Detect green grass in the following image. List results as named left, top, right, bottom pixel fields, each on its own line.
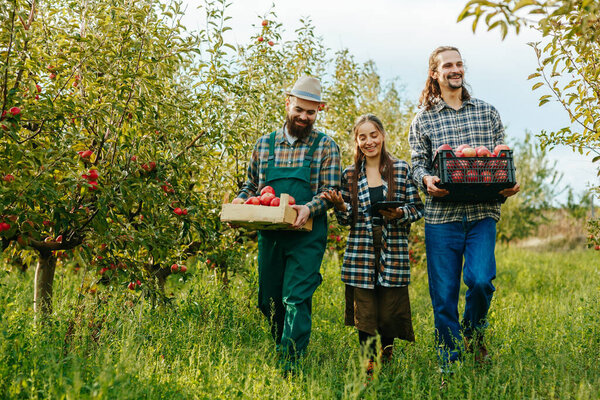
left=0, top=246, right=599, bottom=399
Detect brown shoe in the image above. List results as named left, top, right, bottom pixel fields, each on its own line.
left=464, top=336, right=490, bottom=363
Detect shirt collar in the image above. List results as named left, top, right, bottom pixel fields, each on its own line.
left=432, top=97, right=475, bottom=113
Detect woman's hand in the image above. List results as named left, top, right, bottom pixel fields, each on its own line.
left=320, top=189, right=346, bottom=212
left=379, top=207, right=404, bottom=220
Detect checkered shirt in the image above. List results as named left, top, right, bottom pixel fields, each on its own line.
left=334, top=159, right=424, bottom=289
left=238, top=127, right=341, bottom=217
left=409, top=98, right=505, bottom=224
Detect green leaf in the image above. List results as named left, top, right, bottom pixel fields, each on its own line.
left=532, top=82, right=544, bottom=90
left=513, top=0, right=536, bottom=11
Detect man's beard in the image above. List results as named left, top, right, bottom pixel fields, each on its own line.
left=447, top=73, right=463, bottom=89
left=286, top=114, right=313, bottom=140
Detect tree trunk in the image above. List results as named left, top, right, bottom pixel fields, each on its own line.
left=34, top=251, right=57, bottom=317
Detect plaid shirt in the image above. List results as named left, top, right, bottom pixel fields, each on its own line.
left=238, top=127, right=341, bottom=217
left=334, top=159, right=424, bottom=289
left=409, top=98, right=505, bottom=224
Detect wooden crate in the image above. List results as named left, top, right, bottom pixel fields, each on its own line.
left=220, top=193, right=313, bottom=231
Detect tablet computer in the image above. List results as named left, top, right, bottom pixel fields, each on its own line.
left=372, top=201, right=404, bottom=213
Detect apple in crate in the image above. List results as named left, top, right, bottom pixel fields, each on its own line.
left=494, top=169, right=508, bottom=182
left=451, top=169, right=464, bottom=182
left=462, top=147, right=477, bottom=157
left=493, top=144, right=510, bottom=157
left=260, top=192, right=276, bottom=205
left=436, top=144, right=452, bottom=154
left=466, top=169, right=478, bottom=182
left=270, top=197, right=280, bottom=207
left=260, top=186, right=276, bottom=196
left=244, top=196, right=261, bottom=205
left=475, top=146, right=492, bottom=157
left=456, top=144, right=471, bottom=152
left=481, top=170, right=492, bottom=183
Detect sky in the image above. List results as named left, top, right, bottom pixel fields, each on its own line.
left=183, top=0, right=599, bottom=204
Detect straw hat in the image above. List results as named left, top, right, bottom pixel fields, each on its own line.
left=286, top=76, right=324, bottom=103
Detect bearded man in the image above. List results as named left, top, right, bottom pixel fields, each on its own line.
left=232, top=76, right=341, bottom=373
left=408, top=46, right=520, bottom=377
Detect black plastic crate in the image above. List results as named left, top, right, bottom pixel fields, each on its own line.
left=431, top=149, right=516, bottom=203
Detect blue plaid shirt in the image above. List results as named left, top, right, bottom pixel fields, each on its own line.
left=409, top=98, right=505, bottom=224
left=238, top=127, right=341, bottom=217
left=334, top=159, right=424, bottom=289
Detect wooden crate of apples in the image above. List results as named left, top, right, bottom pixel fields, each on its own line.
left=432, top=144, right=516, bottom=203
left=220, top=186, right=313, bottom=231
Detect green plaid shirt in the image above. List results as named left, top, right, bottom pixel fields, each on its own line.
left=409, top=98, right=505, bottom=224
left=238, top=127, right=341, bottom=217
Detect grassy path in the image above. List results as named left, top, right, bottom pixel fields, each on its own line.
left=0, top=247, right=598, bottom=399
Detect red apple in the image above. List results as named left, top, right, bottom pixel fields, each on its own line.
left=87, top=169, right=99, bottom=180
left=148, top=161, right=156, bottom=170
left=462, top=147, right=477, bottom=157
left=136, top=280, right=141, bottom=286
left=261, top=19, right=268, bottom=26
left=456, top=144, right=471, bottom=152
left=475, top=146, right=492, bottom=157
left=36, top=84, right=42, bottom=93
left=180, top=265, right=187, bottom=273
left=472, top=160, right=486, bottom=170
left=173, top=207, right=183, bottom=215
left=287, top=195, right=296, bottom=205
left=466, top=169, right=478, bottom=182
left=494, top=169, right=508, bottom=182
left=88, top=181, right=98, bottom=190
left=436, top=144, right=453, bottom=154
left=9, top=107, right=21, bottom=116
left=270, top=197, right=281, bottom=207
left=182, top=209, right=188, bottom=215
left=456, top=159, right=470, bottom=169
left=49, top=73, right=56, bottom=80
left=493, top=144, right=510, bottom=157
left=79, top=150, right=93, bottom=159
left=56, top=235, right=63, bottom=243
left=171, top=264, right=179, bottom=273
left=455, top=150, right=464, bottom=158
left=3, top=174, right=15, bottom=182
left=260, top=192, right=275, bottom=206
left=260, top=186, right=275, bottom=196
left=258, top=36, right=264, bottom=42
left=231, top=198, right=244, bottom=204
left=481, top=170, right=492, bottom=183
left=244, top=196, right=260, bottom=205
left=268, top=40, right=274, bottom=46
left=131, top=155, right=137, bottom=161
left=128, top=282, right=136, bottom=290
left=451, top=170, right=464, bottom=183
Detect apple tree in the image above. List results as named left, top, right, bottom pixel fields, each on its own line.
left=458, top=0, right=600, bottom=239
left=0, top=0, right=242, bottom=317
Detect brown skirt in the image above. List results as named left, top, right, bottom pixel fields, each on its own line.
left=344, top=226, right=415, bottom=341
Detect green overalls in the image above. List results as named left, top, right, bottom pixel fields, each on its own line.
left=257, top=131, right=328, bottom=364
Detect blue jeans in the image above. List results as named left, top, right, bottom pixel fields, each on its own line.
left=425, top=217, right=497, bottom=368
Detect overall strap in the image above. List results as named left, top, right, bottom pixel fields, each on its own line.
left=303, top=132, right=325, bottom=167
left=267, top=131, right=277, bottom=168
